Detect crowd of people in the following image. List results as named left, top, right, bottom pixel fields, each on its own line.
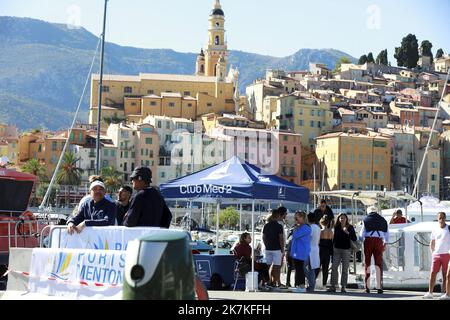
left=233, top=200, right=450, bottom=298
left=66, top=166, right=172, bottom=234
left=63, top=170, right=450, bottom=298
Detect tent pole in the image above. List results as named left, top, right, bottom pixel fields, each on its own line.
left=251, top=199, right=255, bottom=292
left=189, top=200, right=192, bottom=232
left=404, top=200, right=408, bottom=222
left=239, top=203, right=242, bottom=231
left=201, top=202, right=204, bottom=228
left=216, top=201, right=220, bottom=254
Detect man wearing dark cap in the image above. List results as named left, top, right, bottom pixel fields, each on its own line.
left=123, top=167, right=172, bottom=228
left=360, top=206, right=389, bottom=294
left=313, top=199, right=334, bottom=228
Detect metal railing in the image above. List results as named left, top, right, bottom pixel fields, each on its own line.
left=40, top=226, right=67, bottom=249
left=0, top=211, right=60, bottom=262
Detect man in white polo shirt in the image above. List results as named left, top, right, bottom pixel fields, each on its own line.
left=423, top=212, right=450, bottom=299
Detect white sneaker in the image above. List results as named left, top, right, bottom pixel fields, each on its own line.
left=422, top=292, right=434, bottom=299
left=439, top=294, right=450, bottom=300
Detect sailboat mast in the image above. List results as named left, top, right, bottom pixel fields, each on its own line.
left=96, top=0, right=109, bottom=175
left=411, top=68, right=450, bottom=198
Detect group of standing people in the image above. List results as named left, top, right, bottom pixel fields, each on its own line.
left=257, top=199, right=392, bottom=294
left=66, top=166, right=172, bottom=235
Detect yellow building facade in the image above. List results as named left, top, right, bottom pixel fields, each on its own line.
left=315, top=132, right=391, bottom=191
left=0, top=123, right=19, bottom=165
left=89, top=0, right=237, bottom=129
left=18, top=131, right=66, bottom=177
left=276, top=95, right=333, bottom=150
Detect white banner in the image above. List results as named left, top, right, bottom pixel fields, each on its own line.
left=50, top=226, right=167, bottom=250
left=28, top=248, right=126, bottom=299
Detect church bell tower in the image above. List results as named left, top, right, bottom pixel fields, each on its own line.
left=205, top=0, right=227, bottom=77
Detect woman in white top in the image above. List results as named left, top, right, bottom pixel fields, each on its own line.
left=308, top=213, right=321, bottom=290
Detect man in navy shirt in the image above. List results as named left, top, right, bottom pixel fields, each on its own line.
left=123, top=167, right=172, bottom=228
left=67, top=180, right=116, bottom=234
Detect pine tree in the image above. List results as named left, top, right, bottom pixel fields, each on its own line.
left=420, top=40, right=433, bottom=64
left=376, top=49, right=388, bottom=65
left=358, top=55, right=368, bottom=65
left=394, top=34, right=419, bottom=68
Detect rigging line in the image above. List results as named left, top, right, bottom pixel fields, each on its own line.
left=39, top=36, right=102, bottom=211
left=412, top=67, right=450, bottom=198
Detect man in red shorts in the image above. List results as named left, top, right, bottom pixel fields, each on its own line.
left=423, top=212, right=450, bottom=299
left=360, top=206, right=389, bottom=294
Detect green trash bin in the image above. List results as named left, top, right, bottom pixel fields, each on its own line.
left=123, top=229, right=195, bottom=300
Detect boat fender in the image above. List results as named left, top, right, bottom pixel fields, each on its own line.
left=195, top=275, right=209, bottom=300
left=17, top=211, right=37, bottom=235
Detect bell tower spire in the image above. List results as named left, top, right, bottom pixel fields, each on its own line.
left=205, top=0, right=227, bottom=77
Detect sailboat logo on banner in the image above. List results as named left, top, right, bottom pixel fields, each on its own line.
left=278, top=187, right=286, bottom=199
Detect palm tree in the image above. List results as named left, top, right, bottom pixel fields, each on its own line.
left=21, top=158, right=49, bottom=206
left=101, top=166, right=123, bottom=194
left=21, top=158, right=48, bottom=182
left=56, top=152, right=83, bottom=186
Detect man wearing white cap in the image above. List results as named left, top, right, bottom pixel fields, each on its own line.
left=359, top=205, right=389, bottom=294
left=67, top=180, right=117, bottom=234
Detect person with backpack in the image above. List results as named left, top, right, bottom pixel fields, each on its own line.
left=360, top=206, right=389, bottom=294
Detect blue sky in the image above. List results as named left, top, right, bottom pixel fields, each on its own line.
left=1, top=0, right=449, bottom=62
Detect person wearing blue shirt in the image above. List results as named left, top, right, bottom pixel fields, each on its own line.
left=290, top=211, right=312, bottom=292
left=67, top=181, right=116, bottom=234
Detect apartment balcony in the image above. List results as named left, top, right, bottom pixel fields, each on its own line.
left=119, top=146, right=134, bottom=151
left=281, top=172, right=297, bottom=177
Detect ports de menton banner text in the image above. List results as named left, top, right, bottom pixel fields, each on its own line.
left=28, top=248, right=125, bottom=299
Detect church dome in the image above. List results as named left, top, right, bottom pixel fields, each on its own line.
left=211, top=8, right=224, bottom=16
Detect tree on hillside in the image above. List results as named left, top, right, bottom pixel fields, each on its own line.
left=367, top=52, right=375, bottom=63
left=376, top=49, right=389, bottom=65
left=56, top=152, right=83, bottom=186
left=436, top=48, right=444, bottom=59
left=21, top=158, right=48, bottom=206
left=358, top=55, right=368, bottom=65
left=334, top=56, right=352, bottom=73
left=394, top=34, right=419, bottom=68
left=420, top=40, right=433, bottom=64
